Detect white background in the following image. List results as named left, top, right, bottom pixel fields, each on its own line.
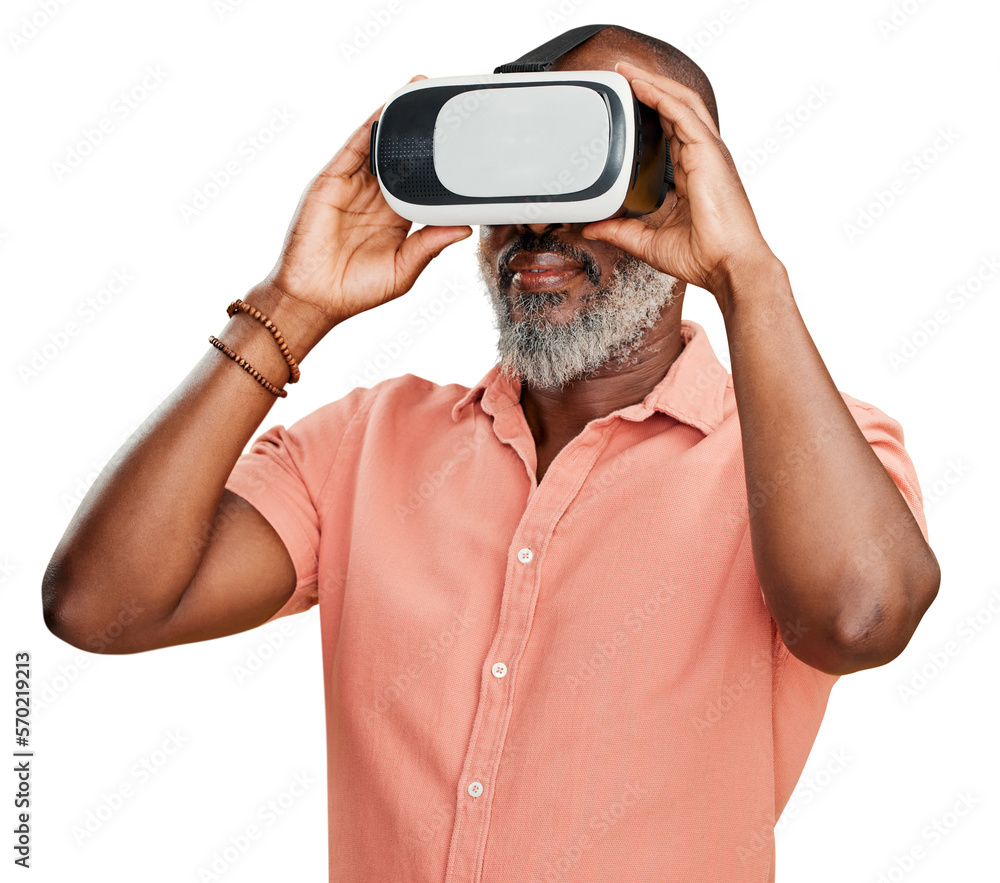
left=2, top=0, right=998, bottom=880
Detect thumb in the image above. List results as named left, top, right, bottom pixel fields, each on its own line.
left=582, top=217, right=657, bottom=264
left=394, top=225, right=473, bottom=292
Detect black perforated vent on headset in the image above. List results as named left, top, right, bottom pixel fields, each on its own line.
left=376, top=134, right=451, bottom=202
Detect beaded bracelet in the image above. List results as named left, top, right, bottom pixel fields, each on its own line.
left=226, top=298, right=301, bottom=384
left=208, top=335, right=287, bottom=398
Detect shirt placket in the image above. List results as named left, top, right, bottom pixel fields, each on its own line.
left=442, top=403, right=617, bottom=883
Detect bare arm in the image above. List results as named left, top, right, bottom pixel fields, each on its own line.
left=718, top=255, right=940, bottom=675
left=42, top=80, right=472, bottom=654
left=42, top=288, right=327, bottom=653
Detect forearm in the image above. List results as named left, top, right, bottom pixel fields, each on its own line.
left=42, top=283, right=335, bottom=642
left=720, top=255, right=940, bottom=674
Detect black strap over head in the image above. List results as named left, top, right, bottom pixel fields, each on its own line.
left=493, top=24, right=612, bottom=74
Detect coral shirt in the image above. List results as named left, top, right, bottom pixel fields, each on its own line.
left=225, top=320, right=928, bottom=882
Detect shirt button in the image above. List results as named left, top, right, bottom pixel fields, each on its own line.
left=468, top=781, right=483, bottom=798
left=517, top=548, right=533, bottom=564
left=492, top=662, right=507, bottom=679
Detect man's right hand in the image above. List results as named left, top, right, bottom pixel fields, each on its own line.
left=260, top=75, right=473, bottom=329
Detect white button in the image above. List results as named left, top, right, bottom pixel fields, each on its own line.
left=492, top=662, right=507, bottom=679
left=517, top=548, right=533, bottom=563
left=468, top=781, right=483, bottom=798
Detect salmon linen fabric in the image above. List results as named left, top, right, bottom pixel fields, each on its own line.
left=224, top=320, right=929, bottom=883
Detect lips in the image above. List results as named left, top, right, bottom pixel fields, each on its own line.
left=506, top=251, right=583, bottom=291
left=508, top=251, right=582, bottom=272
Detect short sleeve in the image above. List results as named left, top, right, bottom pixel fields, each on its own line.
left=842, top=393, right=929, bottom=543
left=225, top=385, right=371, bottom=622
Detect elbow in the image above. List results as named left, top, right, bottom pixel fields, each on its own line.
left=827, top=555, right=942, bottom=674
left=777, top=552, right=941, bottom=676
left=43, top=542, right=171, bottom=655
left=41, top=553, right=70, bottom=639
left=41, top=553, right=147, bottom=655
left=41, top=553, right=93, bottom=652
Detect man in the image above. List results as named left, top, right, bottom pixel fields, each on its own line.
left=44, top=24, right=939, bottom=882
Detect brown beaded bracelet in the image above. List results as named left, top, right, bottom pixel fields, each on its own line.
left=226, top=298, right=301, bottom=384
left=208, top=336, right=287, bottom=398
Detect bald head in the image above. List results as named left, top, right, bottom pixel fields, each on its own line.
left=550, top=25, right=720, bottom=132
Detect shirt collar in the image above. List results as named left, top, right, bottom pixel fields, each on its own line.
left=450, top=320, right=729, bottom=435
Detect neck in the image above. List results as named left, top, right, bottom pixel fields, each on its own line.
left=519, top=308, right=686, bottom=451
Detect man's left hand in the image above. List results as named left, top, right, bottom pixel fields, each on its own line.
left=581, top=60, right=775, bottom=310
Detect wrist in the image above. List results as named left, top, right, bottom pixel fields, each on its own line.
left=713, top=249, right=788, bottom=322
left=211, top=282, right=338, bottom=394
left=241, top=280, right=342, bottom=359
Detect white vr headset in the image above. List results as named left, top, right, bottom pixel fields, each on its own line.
left=369, top=24, right=674, bottom=226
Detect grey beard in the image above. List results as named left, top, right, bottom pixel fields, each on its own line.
left=476, top=246, right=678, bottom=391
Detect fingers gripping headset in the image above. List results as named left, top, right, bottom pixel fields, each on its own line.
left=368, top=24, right=675, bottom=226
